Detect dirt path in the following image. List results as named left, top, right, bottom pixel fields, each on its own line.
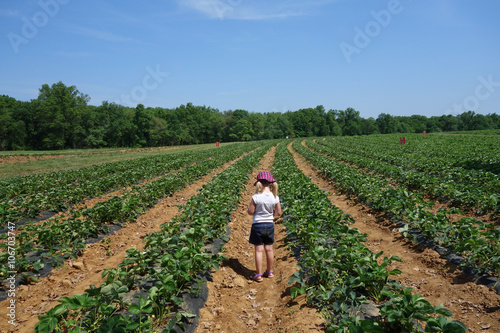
left=0, top=155, right=244, bottom=333
left=0, top=165, right=188, bottom=237
left=290, top=142, right=500, bottom=332
left=46, top=160, right=201, bottom=222
left=0, top=155, right=78, bottom=164
left=197, top=145, right=325, bottom=332
left=0, top=146, right=181, bottom=165
left=307, top=139, right=497, bottom=224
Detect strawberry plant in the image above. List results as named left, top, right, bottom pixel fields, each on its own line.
left=273, top=142, right=466, bottom=332
left=311, top=136, right=499, bottom=216
left=295, top=140, right=500, bottom=277
left=0, top=142, right=262, bottom=282
left=33, top=142, right=275, bottom=332
left=0, top=143, right=258, bottom=227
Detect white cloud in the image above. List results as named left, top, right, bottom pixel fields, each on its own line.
left=177, top=0, right=339, bottom=20
left=74, top=26, right=135, bottom=43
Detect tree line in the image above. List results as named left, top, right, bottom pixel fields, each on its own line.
left=1, top=81, right=499, bottom=150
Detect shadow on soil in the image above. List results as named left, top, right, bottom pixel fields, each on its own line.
left=221, top=258, right=253, bottom=279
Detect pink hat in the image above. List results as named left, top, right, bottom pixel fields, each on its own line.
left=254, top=171, right=276, bottom=186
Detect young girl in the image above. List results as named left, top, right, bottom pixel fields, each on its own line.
left=247, top=171, right=282, bottom=282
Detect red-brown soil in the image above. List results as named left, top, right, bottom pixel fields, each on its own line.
left=0, top=155, right=239, bottom=333
left=0, top=146, right=181, bottom=164
left=2, top=142, right=499, bottom=333
left=197, top=146, right=325, bottom=332
left=289, top=142, right=500, bottom=332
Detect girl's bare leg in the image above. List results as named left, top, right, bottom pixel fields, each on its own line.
left=254, top=245, right=264, bottom=274
left=264, top=244, right=274, bottom=272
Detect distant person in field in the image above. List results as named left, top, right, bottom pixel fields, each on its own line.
left=247, top=171, right=282, bottom=282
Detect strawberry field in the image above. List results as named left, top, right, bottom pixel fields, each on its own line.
left=0, top=133, right=499, bottom=332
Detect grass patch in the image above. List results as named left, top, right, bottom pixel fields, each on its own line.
left=0, top=142, right=237, bottom=179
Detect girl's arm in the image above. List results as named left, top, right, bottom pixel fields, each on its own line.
left=248, top=198, right=256, bottom=215
left=273, top=202, right=282, bottom=217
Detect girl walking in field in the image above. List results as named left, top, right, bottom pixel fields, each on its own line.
left=247, top=171, right=282, bottom=282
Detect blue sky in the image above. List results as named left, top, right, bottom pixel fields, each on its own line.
left=1, top=0, right=499, bottom=119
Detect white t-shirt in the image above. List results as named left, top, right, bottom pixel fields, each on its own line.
left=252, top=192, right=280, bottom=224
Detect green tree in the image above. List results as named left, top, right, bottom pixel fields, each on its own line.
left=35, top=81, right=89, bottom=149
left=287, top=107, right=328, bottom=137
left=229, top=118, right=254, bottom=141
left=224, top=109, right=254, bottom=141
left=326, top=111, right=342, bottom=136
left=150, top=116, right=168, bottom=146
left=192, top=105, right=223, bottom=143
left=315, top=105, right=330, bottom=136
left=206, top=109, right=225, bottom=142
left=471, top=113, right=493, bottom=130
left=0, top=95, right=15, bottom=150
left=180, top=103, right=200, bottom=144
left=262, top=112, right=284, bottom=139
left=457, top=111, right=477, bottom=131
left=338, top=107, right=362, bottom=136
left=119, top=107, right=137, bottom=147
left=408, top=115, right=427, bottom=133
left=133, top=104, right=152, bottom=147
left=8, top=100, right=30, bottom=150
left=376, top=113, right=397, bottom=134
left=80, top=105, right=108, bottom=148
left=438, top=115, right=458, bottom=132
left=488, top=113, right=500, bottom=129
left=395, top=116, right=412, bottom=133
left=360, top=117, right=378, bottom=135
left=96, top=102, right=131, bottom=148
left=427, top=116, right=442, bottom=132
left=249, top=112, right=266, bottom=140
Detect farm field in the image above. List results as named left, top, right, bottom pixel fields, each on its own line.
left=0, top=142, right=239, bottom=179
left=0, top=133, right=499, bottom=332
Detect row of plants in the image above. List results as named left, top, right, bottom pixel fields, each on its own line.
left=321, top=135, right=499, bottom=193
left=293, top=140, right=500, bottom=278
left=274, top=142, right=466, bottom=332
left=312, top=137, right=498, bottom=216
left=332, top=133, right=499, bottom=175
left=33, top=143, right=272, bottom=332
left=0, top=150, right=197, bottom=199
left=0, top=145, right=251, bottom=227
left=0, top=142, right=261, bottom=281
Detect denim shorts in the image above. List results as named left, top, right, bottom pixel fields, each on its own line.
left=249, top=223, right=275, bottom=245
